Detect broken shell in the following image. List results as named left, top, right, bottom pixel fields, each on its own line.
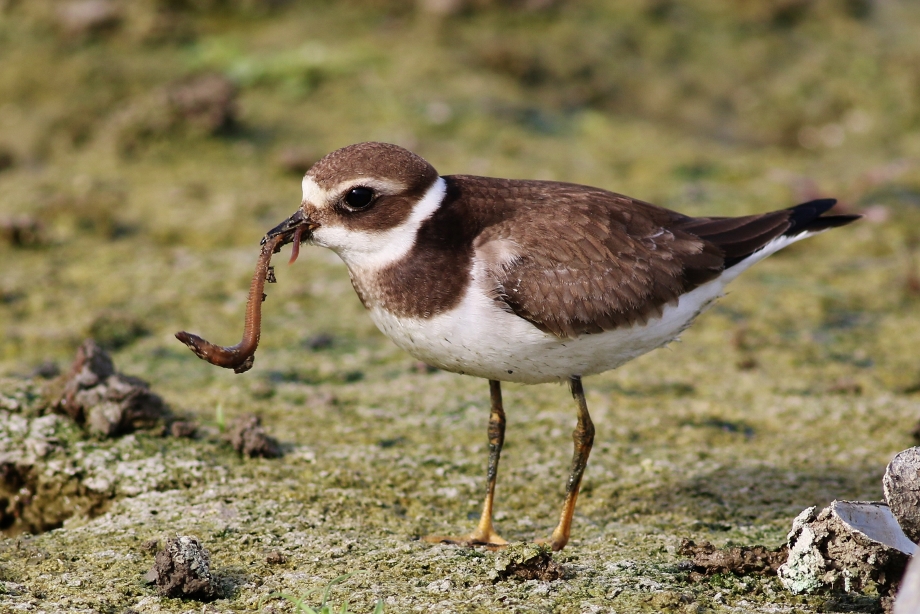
left=778, top=501, right=914, bottom=597
left=884, top=447, right=920, bottom=544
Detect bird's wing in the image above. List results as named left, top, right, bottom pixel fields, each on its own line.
left=472, top=182, right=726, bottom=338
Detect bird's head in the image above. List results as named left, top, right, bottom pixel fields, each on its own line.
left=263, top=142, right=444, bottom=270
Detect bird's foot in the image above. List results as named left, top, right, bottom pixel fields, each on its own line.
left=423, top=529, right=509, bottom=551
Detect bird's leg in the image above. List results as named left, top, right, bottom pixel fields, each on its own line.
left=424, top=379, right=508, bottom=549
left=546, top=376, right=595, bottom=551
left=469, top=380, right=509, bottom=546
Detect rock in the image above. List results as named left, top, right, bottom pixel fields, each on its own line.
left=147, top=536, right=220, bottom=601
left=57, top=339, right=170, bottom=437
left=227, top=414, right=282, bottom=459
left=883, top=447, right=920, bottom=544
left=777, top=501, right=914, bottom=600
left=678, top=539, right=787, bottom=579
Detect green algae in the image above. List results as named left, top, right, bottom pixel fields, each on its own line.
left=2, top=1, right=920, bottom=612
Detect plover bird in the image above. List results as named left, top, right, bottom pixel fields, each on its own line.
left=192, top=142, right=860, bottom=551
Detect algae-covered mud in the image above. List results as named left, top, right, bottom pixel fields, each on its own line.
left=3, top=1, right=920, bottom=612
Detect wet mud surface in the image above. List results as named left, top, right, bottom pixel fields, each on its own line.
left=4, top=1, right=920, bottom=612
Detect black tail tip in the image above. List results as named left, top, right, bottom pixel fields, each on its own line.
left=787, top=198, right=861, bottom=235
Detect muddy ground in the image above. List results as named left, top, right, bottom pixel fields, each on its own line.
left=2, top=1, right=920, bottom=612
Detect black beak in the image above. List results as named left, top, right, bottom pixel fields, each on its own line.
left=261, top=208, right=310, bottom=247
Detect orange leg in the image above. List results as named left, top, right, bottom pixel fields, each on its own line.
left=425, top=380, right=509, bottom=549
left=547, top=376, right=595, bottom=551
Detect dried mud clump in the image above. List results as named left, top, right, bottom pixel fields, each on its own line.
left=0, top=378, right=110, bottom=535
left=54, top=0, right=123, bottom=38
left=778, top=502, right=912, bottom=605
left=166, top=73, right=237, bottom=135
left=226, top=414, right=282, bottom=458
left=678, top=539, right=787, bottom=580
left=883, top=447, right=920, bottom=544
left=491, top=544, right=564, bottom=582
left=146, top=535, right=221, bottom=601
left=56, top=339, right=170, bottom=437
left=0, top=216, right=44, bottom=248
left=111, top=73, right=237, bottom=155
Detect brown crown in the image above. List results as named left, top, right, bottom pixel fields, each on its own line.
left=307, top=142, right=439, bottom=192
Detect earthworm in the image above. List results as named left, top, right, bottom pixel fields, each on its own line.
left=288, top=225, right=305, bottom=265
left=175, top=233, right=285, bottom=374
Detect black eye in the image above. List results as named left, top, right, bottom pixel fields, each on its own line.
left=344, top=187, right=374, bottom=210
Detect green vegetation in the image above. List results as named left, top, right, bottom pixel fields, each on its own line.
left=262, top=573, right=385, bottom=614
left=2, top=1, right=920, bottom=612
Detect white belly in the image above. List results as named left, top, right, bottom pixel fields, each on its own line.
left=340, top=222, right=814, bottom=384
left=367, top=262, right=729, bottom=384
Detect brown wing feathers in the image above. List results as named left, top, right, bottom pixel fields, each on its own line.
left=481, top=186, right=725, bottom=338
left=481, top=186, right=858, bottom=338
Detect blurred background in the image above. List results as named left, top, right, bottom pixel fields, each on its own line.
left=5, top=3, right=920, bottom=610
left=1, top=0, right=919, bottom=392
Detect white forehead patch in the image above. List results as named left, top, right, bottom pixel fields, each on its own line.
left=301, top=175, right=327, bottom=207
left=308, top=176, right=447, bottom=272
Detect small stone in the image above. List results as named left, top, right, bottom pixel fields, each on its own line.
left=147, top=536, right=220, bottom=601
left=169, top=420, right=197, bottom=439
left=883, top=447, right=920, bottom=544
left=227, top=414, right=282, bottom=459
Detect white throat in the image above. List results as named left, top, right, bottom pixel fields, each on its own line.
left=311, top=176, right=447, bottom=272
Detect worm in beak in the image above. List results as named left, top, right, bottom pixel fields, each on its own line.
left=175, top=209, right=313, bottom=373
